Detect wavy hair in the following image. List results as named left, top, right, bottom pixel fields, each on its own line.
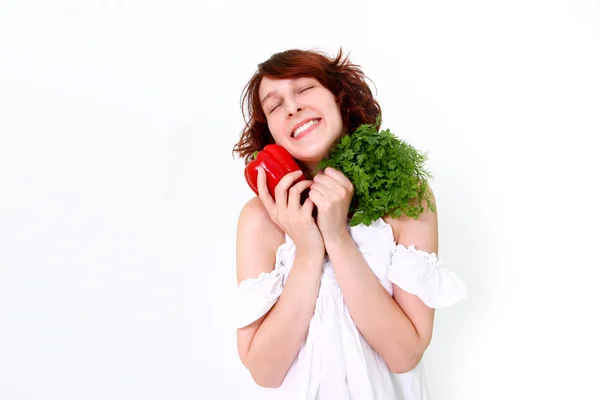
left=232, top=47, right=382, bottom=165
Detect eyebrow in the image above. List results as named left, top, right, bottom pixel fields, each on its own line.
left=260, top=77, right=314, bottom=106
left=260, top=91, right=276, bottom=106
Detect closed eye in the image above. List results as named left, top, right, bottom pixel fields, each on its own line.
left=268, top=86, right=312, bottom=114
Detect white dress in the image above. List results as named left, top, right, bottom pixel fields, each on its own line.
left=231, top=217, right=468, bottom=399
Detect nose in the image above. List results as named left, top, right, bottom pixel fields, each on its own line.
left=285, top=98, right=303, bottom=117
left=288, top=106, right=302, bottom=117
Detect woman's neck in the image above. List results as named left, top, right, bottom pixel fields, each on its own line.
left=300, top=161, right=320, bottom=177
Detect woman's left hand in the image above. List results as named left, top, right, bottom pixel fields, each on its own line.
left=309, top=167, right=354, bottom=243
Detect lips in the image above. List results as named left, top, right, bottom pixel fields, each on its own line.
left=290, top=118, right=321, bottom=137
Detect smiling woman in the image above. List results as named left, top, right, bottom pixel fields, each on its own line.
left=233, top=48, right=381, bottom=173
left=255, top=75, right=344, bottom=171
left=229, top=48, right=467, bottom=399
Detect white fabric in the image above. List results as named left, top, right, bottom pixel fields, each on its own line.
left=388, top=243, right=468, bottom=308
left=232, top=268, right=285, bottom=329
left=232, top=217, right=468, bottom=399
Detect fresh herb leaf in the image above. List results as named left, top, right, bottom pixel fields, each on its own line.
left=314, top=115, right=436, bottom=226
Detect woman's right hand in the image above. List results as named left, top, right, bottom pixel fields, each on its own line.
left=257, top=167, right=324, bottom=257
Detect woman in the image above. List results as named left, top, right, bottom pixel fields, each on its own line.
left=230, top=48, right=467, bottom=399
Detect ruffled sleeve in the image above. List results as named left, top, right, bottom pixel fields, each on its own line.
left=231, top=268, right=285, bottom=329
left=388, top=244, right=468, bottom=308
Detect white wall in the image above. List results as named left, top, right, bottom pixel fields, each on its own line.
left=1, top=1, right=599, bottom=399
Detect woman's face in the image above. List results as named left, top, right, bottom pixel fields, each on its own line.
left=258, top=76, right=344, bottom=172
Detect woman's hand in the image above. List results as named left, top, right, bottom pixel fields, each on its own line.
left=257, top=167, right=324, bottom=257
left=309, top=167, right=354, bottom=244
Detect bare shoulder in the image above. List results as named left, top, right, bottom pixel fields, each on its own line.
left=236, top=196, right=285, bottom=284
left=383, top=185, right=439, bottom=254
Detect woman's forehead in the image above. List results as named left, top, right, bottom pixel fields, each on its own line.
left=259, top=76, right=316, bottom=96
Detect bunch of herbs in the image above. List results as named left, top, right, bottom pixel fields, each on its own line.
left=314, top=116, right=436, bottom=226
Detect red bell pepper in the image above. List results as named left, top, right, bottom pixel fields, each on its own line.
left=245, top=144, right=306, bottom=199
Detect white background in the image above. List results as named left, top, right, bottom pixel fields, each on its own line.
left=1, top=1, right=599, bottom=399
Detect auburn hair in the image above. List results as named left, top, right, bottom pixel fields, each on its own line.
left=232, top=47, right=382, bottom=165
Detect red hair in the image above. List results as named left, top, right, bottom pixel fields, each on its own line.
left=232, top=47, right=382, bottom=165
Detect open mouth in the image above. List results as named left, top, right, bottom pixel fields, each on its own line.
left=291, top=118, right=321, bottom=138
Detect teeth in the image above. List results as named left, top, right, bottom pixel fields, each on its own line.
left=293, top=119, right=319, bottom=137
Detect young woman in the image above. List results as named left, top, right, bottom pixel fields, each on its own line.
left=230, top=48, right=467, bottom=399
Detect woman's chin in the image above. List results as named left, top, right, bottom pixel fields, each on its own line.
left=295, top=148, right=330, bottom=164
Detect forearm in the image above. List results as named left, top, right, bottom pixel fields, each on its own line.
left=243, top=253, right=323, bottom=387
left=325, top=233, right=423, bottom=372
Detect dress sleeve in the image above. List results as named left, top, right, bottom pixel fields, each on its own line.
left=388, top=243, right=468, bottom=308
left=231, top=268, right=285, bottom=329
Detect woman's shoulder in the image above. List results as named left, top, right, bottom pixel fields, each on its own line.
left=239, top=196, right=268, bottom=221
left=237, top=196, right=286, bottom=254
left=238, top=196, right=276, bottom=228
left=382, top=186, right=438, bottom=253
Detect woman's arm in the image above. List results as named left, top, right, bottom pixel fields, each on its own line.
left=236, top=188, right=323, bottom=387
left=323, top=191, right=438, bottom=374
left=309, top=168, right=437, bottom=372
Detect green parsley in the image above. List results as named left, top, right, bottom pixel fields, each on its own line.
left=314, top=115, right=436, bottom=226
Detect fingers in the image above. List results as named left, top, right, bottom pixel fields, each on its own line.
left=313, top=170, right=340, bottom=190
left=288, top=179, right=313, bottom=209
left=309, top=182, right=327, bottom=197
left=274, top=170, right=304, bottom=212
left=313, top=168, right=354, bottom=196
left=308, top=187, right=324, bottom=208
left=310, top=168, right=354, bottom=210
left=301, top=197, right=315, bottom=216
left=323, top=167, right=353, bottom=191
left=256, top=167, right=275, bottom=210
left=323, top=167, right=347, bottom=182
